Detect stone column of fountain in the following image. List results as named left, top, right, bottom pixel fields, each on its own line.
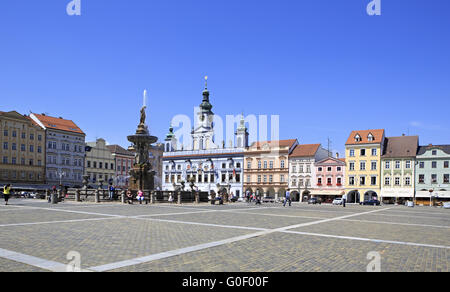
left=127, top=91, right=158, bottom=192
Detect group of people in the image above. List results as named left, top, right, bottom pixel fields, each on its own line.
left=245, top=191, right=262, bottom=205
left=125, top=189, right=146, bottom=204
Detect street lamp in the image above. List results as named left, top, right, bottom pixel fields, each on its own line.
left=57, top=169, right=66, bottom=190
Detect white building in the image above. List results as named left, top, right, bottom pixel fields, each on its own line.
left=162, top=80, right=248, bottom=198
left=30, top=113, right=85, bottom=188
left=288, top=144, right=329, bottom=202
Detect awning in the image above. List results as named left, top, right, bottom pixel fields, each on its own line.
left=309, top=190, right=343, bottom=196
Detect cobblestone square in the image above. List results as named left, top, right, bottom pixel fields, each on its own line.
left=0, top=199, right=448, bottom=272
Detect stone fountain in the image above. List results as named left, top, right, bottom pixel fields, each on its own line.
left=127, top=90, right=158, bottom=191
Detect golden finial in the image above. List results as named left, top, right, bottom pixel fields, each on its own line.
left=204, top=75, right=208, bottom=89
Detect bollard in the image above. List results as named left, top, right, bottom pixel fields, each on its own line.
left=177, top=192, right=181, bottom=205
left=121, top=191, right=126, bottom=204
left=75, top=189, right=81, bottom=202
left=150, top=191, right=154, bottom=204
left=95, top=189, right=100, bottom=203
left=195, top=192, right=200, bottom=204
left=46, top=189, right=50, bottom=202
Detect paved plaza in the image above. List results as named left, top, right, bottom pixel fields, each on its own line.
left=0, top=199, right=449, bottom=272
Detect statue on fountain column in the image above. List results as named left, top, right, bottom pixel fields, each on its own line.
left=140, top=106, right=147, bottom=125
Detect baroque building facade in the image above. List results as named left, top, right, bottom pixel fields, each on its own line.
left=380, top=135, right=418, bottom=204
left=415, top=144, right=450, bottom=205
left=0, top=111, right=46, bottom=188
left=345, top=129, right=385, bottom=203
left=162, top=80, right=248, bottom=198
left=244, top=139, right=298, bottom=199
left=30, top=113, right=85, bottom=188
left=85, top=138, right=115, bottom=188
left=312, top=155, right=346, bottom=203
left=288, top=144, right=329, bottom=202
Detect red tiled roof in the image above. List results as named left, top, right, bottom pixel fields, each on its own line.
left=290, top=144, right=321, bottom=157
left=32, top=113, right=85, bottom=135
left=345, top=129, right=384, bottom=145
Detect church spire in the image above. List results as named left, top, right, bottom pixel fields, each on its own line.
left=200, top=75, right=213, bottom=115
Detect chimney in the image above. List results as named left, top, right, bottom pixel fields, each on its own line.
left=336, top=152, right=339, bottom=158
left=402, top=134, right=405, bottom=136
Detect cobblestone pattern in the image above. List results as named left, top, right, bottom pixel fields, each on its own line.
left=111, top=232, right=449, bottom=272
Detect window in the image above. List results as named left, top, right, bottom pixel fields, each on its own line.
left=269, top=161, right=273, bottom=169
left=385, top=161, right=390, bottom=169
left=263, top=161, right=267, bottom=169
left=280, top=175, right=285, bottom=183
left=293, top=166, right=296, bottom=173
left=87, top=161, right=91, bottom=168
left=318, top=167, right=322, bottom=172
left=12, top=131, right=17, bottom=137
left=349, top=177, right=355, bottom=186
left=21, top=144, right=25, bottom=151
left=281, top=160, right=285, bottom=168
left=360, top=149, right=366, bottom=156
left=360, top=176, right=366, bottom=186
left=37, top=146, right=42, bottom=153
left=405, top=177, right=411, bottom=186
left=432, top=161, right=437, bottom=169
left=38, top=135, right=42, bottom=141
left=395, top=177, right=400, bottom=186
left=355, top=135, right=361, bottom=142
left=337, top=167, right=342, bottom=172
left=444, top=161, right=449, bottom=168
left=368, top=134, right=374, bottom=142
left=3, top=130, right=8, bottom=136
left=30, top=145, right=34, bottom=152
left=349, top=162, right=355, bottom=171
left=432, top=150, right=437, bottom=156
left=3, top=142, right=8, bottom=150
left=247, top=175, right=251, bottom=183
left=444, top=174, right=449, bottom=184
left=30, top=134, right=34, bottom=140
left=405, top=161, right=411, bottom=169
left=327, top=167, right=332, bottom=172
left=360, top=161, right=366, bottom=171
left=371, top=162, right=377, bottom=170
left=337, top=177, right=342, bottom=185
left=257, top=175, right=261, bottom=183
left=269, top=175, right=273, bottom=183
left=371, top=148, right=377, bottom=156
left=93, top=162, right=97, bottom=168
left=258, top=161, right=261, bottom=169
left=21, top=132, right=25, bottom=139
left=371, top=176, right=377, bottom=185
left=2, top=157, right=8, bottom=164
left=385, top=177, right=390, bottom=186
left=263, top=175, right=267, bottom=183
left=431, top=174, right=437, bottom=184
left=327, top=178, right=332, bottom=185
left=349, top=149, right=355, bottom=157
left=99, top=162, right=103, bottom=169
left=247, top=161, right=251, bottom=169
left=395, top=161, right=400, bottom=169
left=317, top=178, right=322, bottom=185
left=419, top=162, right=425, bottom=169
left=12, top=157, right=16, bottom=165
left=419, top=174, right=425, bottom=184
left=306, top=165, right=310, bottom=173
left=12, top=143, right=16, bottom=151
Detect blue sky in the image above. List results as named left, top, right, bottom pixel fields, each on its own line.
left=1, top=0, right=449, bottom=154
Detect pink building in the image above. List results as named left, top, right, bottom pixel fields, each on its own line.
left=312, top=155, right=346, bottom=203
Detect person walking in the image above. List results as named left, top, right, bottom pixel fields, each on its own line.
left=342, top=193, right=347, bottom=208
left=109, top=184, right=115, bottom=201
left=283, top=190, right=292, bottom=207
left=126, top=190, right=133, bottom=204
left=3, top=184, right=12, bottom=205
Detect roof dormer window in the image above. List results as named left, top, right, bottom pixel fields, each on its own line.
left=367, top=133, right=374, bottom=142
left=355, top=134, right=361, bottom=142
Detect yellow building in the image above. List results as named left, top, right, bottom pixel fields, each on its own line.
left=345, top=129, right=385, bottom=203
left=0, top=111, right=46, bottom=186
